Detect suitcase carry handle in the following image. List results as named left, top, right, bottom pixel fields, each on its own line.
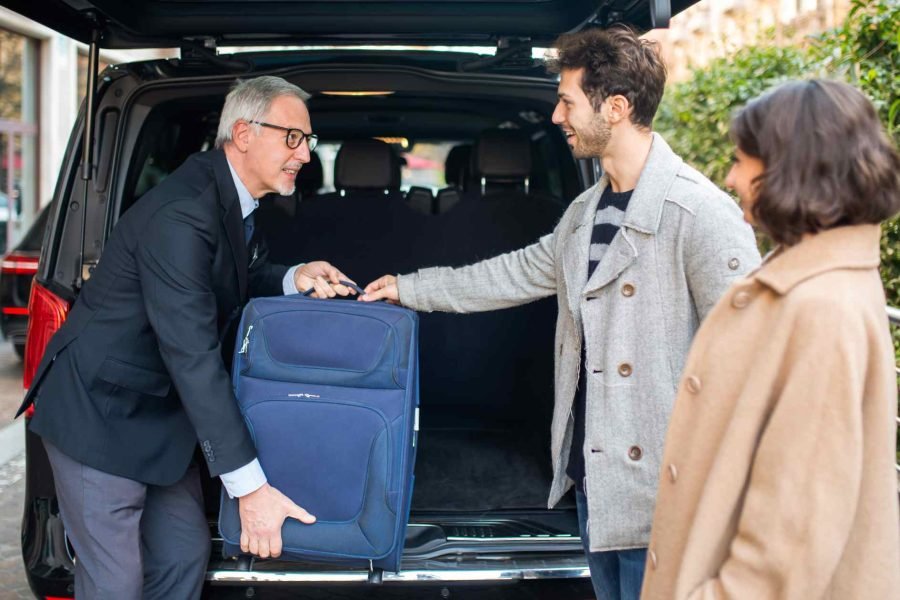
left=302, top=279, right=368, bottom=297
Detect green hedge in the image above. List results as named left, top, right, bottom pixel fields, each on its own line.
left=655, top=0, right=900, bottom=308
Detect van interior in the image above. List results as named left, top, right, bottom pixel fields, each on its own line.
left=120, top=87, right=582, bottom=562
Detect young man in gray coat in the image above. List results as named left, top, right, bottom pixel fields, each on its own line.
left=362, top=27, right=760, bottom=600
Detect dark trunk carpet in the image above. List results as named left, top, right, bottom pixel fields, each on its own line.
left=411, top=428, right=559, bottom=511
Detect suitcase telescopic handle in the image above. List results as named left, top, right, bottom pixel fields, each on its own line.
left=301, top=279, right=368, bottom=297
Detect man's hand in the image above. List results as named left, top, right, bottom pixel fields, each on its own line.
left=360, top=274, right=401, bottom=304
left=295, top=261, right=357, bottom=298
left=238, top=483, right=316, bottom=558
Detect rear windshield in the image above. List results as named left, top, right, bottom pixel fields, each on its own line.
left=121, top=95, right=578, bottom=213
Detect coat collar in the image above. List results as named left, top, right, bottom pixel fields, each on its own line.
left=211, top=149, right=248, bottom=300
left=753, top=224, right=882, bottom=295
left=573, top=132, right=683, bottom=234
left=561, top=133, right=683, bottom=320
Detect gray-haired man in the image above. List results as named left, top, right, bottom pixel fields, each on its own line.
left=20, top=76, right=352, bottom=599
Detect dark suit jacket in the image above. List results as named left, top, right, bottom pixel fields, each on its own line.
left=20, top=150, right=289, bottom=485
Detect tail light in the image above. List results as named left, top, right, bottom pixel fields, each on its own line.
left=1, top=252, right=39, bottom=316
left=23, top=282, right=70, bottom=417
left=1, top=252, right=40, bottom=275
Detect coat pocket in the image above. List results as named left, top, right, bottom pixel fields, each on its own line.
left=94, top=357, right=172, bottom=398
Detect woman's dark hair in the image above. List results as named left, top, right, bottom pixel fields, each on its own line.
left=547, top=26, right=667, bottom=129
left=730, top=79, right=900, bottom=245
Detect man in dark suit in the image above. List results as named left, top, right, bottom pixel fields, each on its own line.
left=17, top=76, right=350, bottom=599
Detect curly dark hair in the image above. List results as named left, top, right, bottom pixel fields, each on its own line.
left=730, top=79, right=900, bottom=246
left=546, top=26, right=667, bottom=129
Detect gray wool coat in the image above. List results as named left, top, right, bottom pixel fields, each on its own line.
left=397, top=134, right=761, bottom=551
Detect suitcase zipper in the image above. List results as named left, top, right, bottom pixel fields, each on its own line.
left=239, top=324, right=254, bottom=354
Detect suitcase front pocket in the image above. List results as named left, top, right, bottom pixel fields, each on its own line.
left=243, top=397, right=403, bottom=559
left=246, top=398, right=393, bottom=523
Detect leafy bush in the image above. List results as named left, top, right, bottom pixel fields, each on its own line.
left=655, top=45, right=810, bottom=189
left=656, top=0, right=899, bottom=308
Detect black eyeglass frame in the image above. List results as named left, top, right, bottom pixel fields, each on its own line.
left=248, top=120, right=319, bottom=150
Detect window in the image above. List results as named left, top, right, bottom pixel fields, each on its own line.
left=0, top=28, right=38, bottom=252
left=316, top=139, right=461, bottom=194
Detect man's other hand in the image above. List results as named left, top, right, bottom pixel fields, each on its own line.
left=238, top=483, right=316, bottom=558
left=295, top=261, right=357, bottom=298
left=360, top=274, right=400, bottom=304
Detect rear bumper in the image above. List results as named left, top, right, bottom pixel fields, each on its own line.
left=207, top=555, right=590, bottom=585
left=24, top=427, right=591, bottom=597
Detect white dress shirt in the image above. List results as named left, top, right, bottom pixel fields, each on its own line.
left=219, top=160, right=302, bottom=498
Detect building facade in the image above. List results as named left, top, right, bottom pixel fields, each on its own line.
left=647, top=0, right=852, bottom=81
left=0, top=7, right=171, bottom=251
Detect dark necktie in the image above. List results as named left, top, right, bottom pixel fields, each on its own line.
left=243, top=212, right=255, bottom=247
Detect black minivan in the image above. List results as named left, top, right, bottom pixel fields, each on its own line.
left=5, top=1, right=694, bottom=598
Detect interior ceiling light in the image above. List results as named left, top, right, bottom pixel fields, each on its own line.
left=375, top=136, right=409, bottom=149
left=320, top=91, right=395, bottom=97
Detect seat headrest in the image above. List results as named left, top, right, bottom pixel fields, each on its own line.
left=334, top=139, right=401, bottom=190
left=474, top=130, right=531, bottom=180
left=296, top=150, right=323, bottom=197
left=444, top=144, right=472, bottom=188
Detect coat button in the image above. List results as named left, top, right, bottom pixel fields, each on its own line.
left=731, top=290, right=751, bottom=308
left=668, top=464, right=678, bottom=483
left=728, top=257, right=740, bottom=270
left=621, top=283, right=635, bottom=297
left=628, top=445, right=643, bottom=461
left=618, top=363, right=633, bottom=377
left=685, top=375, right=702, bottom=394
left=649, top=549, right=658, bottom=569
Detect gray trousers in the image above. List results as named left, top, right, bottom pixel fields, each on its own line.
left=43, top=440, right=211, bottom=599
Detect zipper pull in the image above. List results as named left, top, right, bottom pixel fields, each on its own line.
left=239, top=324, right=254, bottom=354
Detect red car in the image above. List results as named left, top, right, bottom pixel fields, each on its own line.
left=0, top=207, right=48, bottom=359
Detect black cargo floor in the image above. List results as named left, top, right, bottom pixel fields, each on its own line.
left=411, top=428, right=559, bottom=511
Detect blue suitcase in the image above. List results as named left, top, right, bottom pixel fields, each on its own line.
left=218, top=294, right=419, bottom=572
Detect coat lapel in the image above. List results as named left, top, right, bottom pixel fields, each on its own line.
left=583, top=229, right=638, bottom=295
left=212, top=151, right=248, bottom=301
left=562, top=179, right=606, bottom=324
left=581, top=134, right=682, bottom=297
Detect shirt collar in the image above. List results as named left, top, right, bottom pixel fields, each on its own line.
left=226, top=158, right=259, bottom=219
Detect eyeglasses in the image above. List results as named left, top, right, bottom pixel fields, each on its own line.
left=248, top=121, right=319, bottom=151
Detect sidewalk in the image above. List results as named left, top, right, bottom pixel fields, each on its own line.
left=0, top=342, right=25, bottom=470
left=0, top=451, right=29, bottom=599
left=0, top=342, right=31, bottom=598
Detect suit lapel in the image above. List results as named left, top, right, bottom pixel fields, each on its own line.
left=212, top=151, right=248, bottom=301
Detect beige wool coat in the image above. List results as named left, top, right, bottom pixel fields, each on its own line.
left=641, top=224, right=900, bottom=600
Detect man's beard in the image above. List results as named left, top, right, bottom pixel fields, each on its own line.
left=276, top=183, right=296, bottom=196
left=572, top=113, right=612, bottom=159
left=277, top=163, right=301, bottom=196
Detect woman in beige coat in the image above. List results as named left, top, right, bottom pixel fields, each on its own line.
left=641, top=79, right=900, bottom=599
